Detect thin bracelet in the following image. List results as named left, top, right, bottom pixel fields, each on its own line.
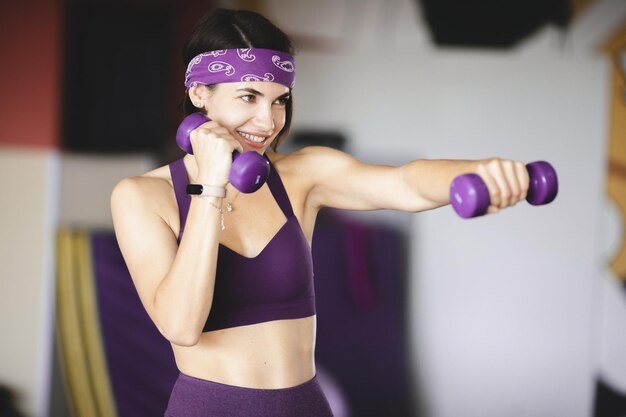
left=191, top=196, right=225, bottom=230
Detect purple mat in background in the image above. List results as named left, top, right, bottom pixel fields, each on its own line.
left=92, top=232, right=178, bottom=417
left=314, top=211, right=415, bottom=417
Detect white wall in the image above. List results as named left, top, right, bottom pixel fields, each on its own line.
left=0, top=149, right=60, bottom=417
left=264, top=0, right=626, bottom=416
left=58, top=154, right=156, bottom=229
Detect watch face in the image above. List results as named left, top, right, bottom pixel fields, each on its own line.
left=186, top=184, right=203, bottom=195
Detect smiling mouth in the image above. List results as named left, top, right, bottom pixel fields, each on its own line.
left=237, top=131, right=267, bottom=143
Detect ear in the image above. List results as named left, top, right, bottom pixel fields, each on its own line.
left=188, top=85, right=210, bottom=109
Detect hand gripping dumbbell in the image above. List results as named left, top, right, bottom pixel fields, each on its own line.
left=450, top=161, right=558, bottom=218
left=176, top=112, right=270, bottom=193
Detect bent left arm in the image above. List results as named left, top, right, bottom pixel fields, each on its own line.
left=301, top=146, right=529, bottom=214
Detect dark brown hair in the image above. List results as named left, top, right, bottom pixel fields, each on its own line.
left=182, top=8, right=295, bottom=150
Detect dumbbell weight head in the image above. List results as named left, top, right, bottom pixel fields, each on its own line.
left=450, top=174, right=490, bottom=219
left=526, top=161, right=558, bottom=206
left=175, top=112, right=270, bottom=193
left=176, top=112, right=208, bottom=154
left=230, top=151, right=270, bottom=193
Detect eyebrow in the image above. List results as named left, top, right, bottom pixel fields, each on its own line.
left=236, top=88, right=264, bottom=96
left=236, top=88, right=290, bottom=100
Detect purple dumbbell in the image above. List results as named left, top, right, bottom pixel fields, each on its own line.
left=175, top=112, right=269, bottom=193
left=450, top=161, right=558, bottom=218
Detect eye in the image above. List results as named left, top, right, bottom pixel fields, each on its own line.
left=240, top=94, right=256, bottom=103
left=274, top=96, right=290, bottom=106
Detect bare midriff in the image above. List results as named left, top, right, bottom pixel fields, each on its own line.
left=171, top=315, right=316, bottom=389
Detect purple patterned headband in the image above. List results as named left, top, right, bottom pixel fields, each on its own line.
left=184, top=48, right=296, bottom=90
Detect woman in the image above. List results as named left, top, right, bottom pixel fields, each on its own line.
left=111, top=8, right=529, bottom=417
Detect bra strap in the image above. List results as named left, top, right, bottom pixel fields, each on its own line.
left=265, top=156, right=294, bottom=218
left=168, top=158, right=191, bottom=243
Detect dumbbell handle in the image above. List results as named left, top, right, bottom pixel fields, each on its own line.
left=450, top=161, right=558, bottom=218
left=176, top=113, right=269, bottom=194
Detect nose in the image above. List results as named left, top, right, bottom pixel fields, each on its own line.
left=252, top=103, right=275, bottom=132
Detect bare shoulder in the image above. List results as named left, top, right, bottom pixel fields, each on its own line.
left=111, top=165, right=172, bottom=208
left=267, top=146, right=354, bottom=181
left=265, top=146, right=363, bottom=222
left=111, top=164, right=179, bottom=234
left=269, top=145, right=350, bottom=162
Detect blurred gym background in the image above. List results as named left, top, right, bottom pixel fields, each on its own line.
left=2, top=0, right=626, bottom=416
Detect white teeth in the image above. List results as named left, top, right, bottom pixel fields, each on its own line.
left=239, top=131, right=266, bottom=143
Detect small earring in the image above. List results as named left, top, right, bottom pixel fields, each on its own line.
left=194, top=102, right=202, bottom=108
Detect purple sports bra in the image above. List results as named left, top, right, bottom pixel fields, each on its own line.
left=168, top=156, right=316, bottom=332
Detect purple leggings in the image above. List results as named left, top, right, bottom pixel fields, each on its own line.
left=165, top=373, right=334, bottom=417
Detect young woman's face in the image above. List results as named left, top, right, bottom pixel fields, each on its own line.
left=205, top=82, right=290, bottom=154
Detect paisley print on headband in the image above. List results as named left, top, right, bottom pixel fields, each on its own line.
left=185, top=48, right=295, bottom=89
left=208, top=61, right=235, bottom=76
left=237, top=48, right=256, bottom=62
left=241, top=73, right=275, bottom=82
left=208, top=50, right=227, bottom=57
left=272, top=55, right=294, bottom=73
